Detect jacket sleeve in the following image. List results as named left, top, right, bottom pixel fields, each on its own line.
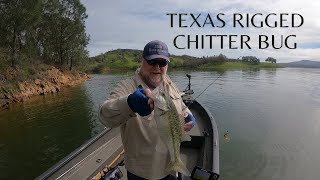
left=98, top=80, right=137, bottom=128
left=181, top=100, right=192, bottom=115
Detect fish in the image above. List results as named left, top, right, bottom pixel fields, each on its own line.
left=152, top=87, right=191, bottom=176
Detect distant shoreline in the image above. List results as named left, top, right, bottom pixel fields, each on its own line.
left=198, top=62, right=281, bottom=70
left=4, top=60, right=317, bottom=111
left=279, top=60, right=320, bottom=68
left=86, top=62, right=281, bottom=74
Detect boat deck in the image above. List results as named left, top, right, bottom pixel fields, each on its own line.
left=37, top=99, right=219, bottom=180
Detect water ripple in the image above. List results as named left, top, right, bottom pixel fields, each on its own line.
left=1, top=68, right=320, bottom=179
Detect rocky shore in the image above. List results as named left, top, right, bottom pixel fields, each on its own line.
left=0, top=67, right=90, bottom=110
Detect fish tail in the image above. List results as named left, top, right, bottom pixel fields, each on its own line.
left=167, top=158, right=191, bottom=176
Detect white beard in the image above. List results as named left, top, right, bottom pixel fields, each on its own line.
left=139, top=67, right=165, bottom=87
left=149, top=76, right=162, bottom=83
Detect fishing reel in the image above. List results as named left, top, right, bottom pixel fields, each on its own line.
left=102, top=166, right=123, bottom=180
left=190, top=166, right=220, bottom=180
left=182, top=74, right=194, bottom=106
left=183, top=74, right=194, bottom=95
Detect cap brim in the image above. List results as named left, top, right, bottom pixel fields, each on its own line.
left=144, top=55, right=170, bottom=62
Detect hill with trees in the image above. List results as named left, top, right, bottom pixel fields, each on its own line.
left=0, top=0, right=280, bottom=109
left=0, top=0, right=90, bottom=110
left=86, top=49, right=280, bottom=73
left=0, top=0, right=89, bottom=71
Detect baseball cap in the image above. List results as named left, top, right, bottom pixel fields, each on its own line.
left=142, top=40, right=170, bottom=62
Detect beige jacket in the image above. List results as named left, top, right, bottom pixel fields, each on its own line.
left=99, top=69, right=191, bottom=179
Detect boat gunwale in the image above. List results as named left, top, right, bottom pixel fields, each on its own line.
left=191, top=100, right=220, bottom=175
left=36, top=128, right=112, bottom=180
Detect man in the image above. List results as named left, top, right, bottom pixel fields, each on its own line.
left=99, top=40, right=196, bottom=180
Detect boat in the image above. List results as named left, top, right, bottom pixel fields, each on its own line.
left=36, top=75, right=220, bottom=180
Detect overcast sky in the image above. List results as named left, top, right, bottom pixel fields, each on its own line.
left=80, top=0, right=320, bottom=63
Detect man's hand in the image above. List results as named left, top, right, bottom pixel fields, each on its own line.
left=127, top=88, right=153, bottom=116
left=183, top=112, right=196, bottom=131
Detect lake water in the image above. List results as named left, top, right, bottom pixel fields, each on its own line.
left=0, top=68, right=320, bottom=179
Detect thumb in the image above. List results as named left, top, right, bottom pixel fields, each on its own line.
left=144, top=88, right=155, bottom=110
left=148, top=98, right=154, bottom=110
left=143, top=88, right=155, bottom=101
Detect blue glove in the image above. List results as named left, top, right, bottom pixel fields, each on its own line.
left=184, top=113, right=196, bottom=128
left=127, top=88, right=152, bottom=116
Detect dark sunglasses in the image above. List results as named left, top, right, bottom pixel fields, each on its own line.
left=146, top=59, right=168, bottom=67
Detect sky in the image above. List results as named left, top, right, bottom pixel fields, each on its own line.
left=80, top=0, right=320, bottom=63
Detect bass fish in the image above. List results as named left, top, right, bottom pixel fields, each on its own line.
left=152, top=87, right=191, bottom=176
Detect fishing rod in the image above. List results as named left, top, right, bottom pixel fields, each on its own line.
left=183, top=57, right=241, bottom=143
left=193, top=71, right=226, bottom=101
left=185, top=56, right=242, bottom=103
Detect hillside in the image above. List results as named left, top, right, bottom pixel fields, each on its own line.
left=280, top=60, right=320, bottom=68
left=0, top=65, right=90, bottom=110
left=86, top=49, right=232, bottom=73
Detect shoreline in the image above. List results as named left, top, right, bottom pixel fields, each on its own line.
left=0, top=62, right=280, bottom=111
left=0, top=67, right=90, bottom=111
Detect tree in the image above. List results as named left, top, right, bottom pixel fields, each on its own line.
left=1, top=0, right=27, bottom=67
left=40, top=0, right=89, bottom=69
left=242, top=56, right=260, bottom=65
left=0, top=0, right=44, bottom=67
left=0, top=0, right=89, bottom=70
left=265, top=57, right=276, bottom=63
left=216, top=53, right=227, bottom=64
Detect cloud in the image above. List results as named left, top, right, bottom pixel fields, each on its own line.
left=81, top=0, right=320, bottom=62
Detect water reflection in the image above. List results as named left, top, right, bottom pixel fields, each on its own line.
left=83, top=74, right=131, bottom=136
left=242, top=68, right=261, bottom=80
left=1, top=68, right=320, bottom=180
left=0, top=85, right=94, bottom=179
